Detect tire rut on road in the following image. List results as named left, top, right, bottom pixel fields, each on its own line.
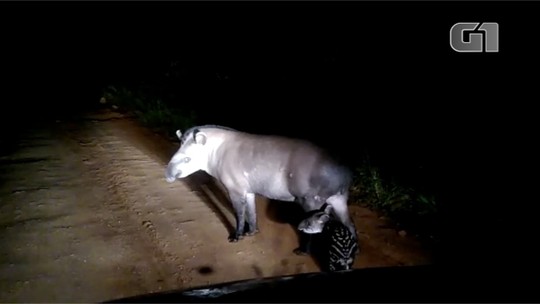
left=0, top=124, right=169, bottom=302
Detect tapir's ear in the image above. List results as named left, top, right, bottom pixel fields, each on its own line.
left=176, top=130, right=182, bottom=140
left=318, top=213, right=331, bottom=224
left=193, top=129, right=207, bottom=145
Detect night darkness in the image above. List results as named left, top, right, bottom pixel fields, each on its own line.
left=1, top=0, right=539, bottom=284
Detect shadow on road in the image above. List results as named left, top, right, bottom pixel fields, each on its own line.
left=264, top=200, right=327, bottom=271
left=183, top=171, right=237, bottom=239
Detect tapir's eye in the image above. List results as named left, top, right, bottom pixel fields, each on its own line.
left=184, top=157, right=191, bottom=163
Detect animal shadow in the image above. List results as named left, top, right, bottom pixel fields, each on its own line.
left=265, top=199, right=305, bottom=225
left=264, top=200, right=328, bottom=271
left=301, top=233, right=330, bottom=272
left=182, top=171, right=237, bottom=238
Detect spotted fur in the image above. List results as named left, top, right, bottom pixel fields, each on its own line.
left=298, top=203, right=359, bottom=272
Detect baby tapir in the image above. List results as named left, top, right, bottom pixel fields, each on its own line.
left=298, top=203, right=359, bottom=272
left=165, top=125, right=358, bottom=251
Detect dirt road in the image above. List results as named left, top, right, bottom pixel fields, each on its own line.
left=0, top=109, right=432, bottom=302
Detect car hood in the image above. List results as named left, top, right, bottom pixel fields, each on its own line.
left=104, top=265, right=448, bottom=302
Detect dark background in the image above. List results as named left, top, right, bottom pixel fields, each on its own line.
left=1, top=0, right=538, bottom=281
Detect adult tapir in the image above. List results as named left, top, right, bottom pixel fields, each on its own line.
left=165, top=125, right=358, bottom=251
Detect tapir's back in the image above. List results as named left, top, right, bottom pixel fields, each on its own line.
left=219, top=131, right=350, bottom=198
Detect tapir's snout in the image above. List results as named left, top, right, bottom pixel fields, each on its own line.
left=165, top=163, right=181, bottom=183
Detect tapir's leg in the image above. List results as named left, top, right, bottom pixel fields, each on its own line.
left=326, top=193, right=361, bottom=256
left=228, top=191, right=247, bottom=242
left=244, top=193, right=259, bottom=236
left=327, top=193, right=358, bottom=240
left=294, top=233, right=314, bottom=256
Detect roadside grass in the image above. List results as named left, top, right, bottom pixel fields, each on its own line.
left=102, top=84, right=439, bottom=245
left=350, top=160, right=439, bottom=244
left=102, top=85, right=198, bottom=139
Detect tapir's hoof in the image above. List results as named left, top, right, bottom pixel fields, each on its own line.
left=228, top=234, right=243, bottom=242
left=293, top=248, right=309, bottom=256
left=245, top=229, right=260, bottom=236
